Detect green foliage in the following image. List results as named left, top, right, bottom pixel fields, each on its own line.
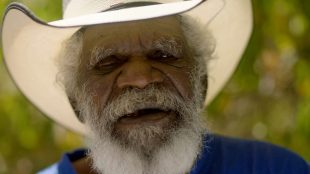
left=208, top=0, right=310, bottom=162
left=0, top=0, right=309, bottom=173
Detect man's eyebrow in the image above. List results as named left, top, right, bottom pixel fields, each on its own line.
left=88, top=46, right=116, bottom=68
left=88, top=37, right=184, bottom=68
left=151, top=37, right=184, bottom=57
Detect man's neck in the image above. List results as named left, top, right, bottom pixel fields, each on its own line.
left=73, top=157, right=98, bottom=174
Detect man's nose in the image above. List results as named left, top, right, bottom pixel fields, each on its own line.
left=116, top=57, right=164, bottom=89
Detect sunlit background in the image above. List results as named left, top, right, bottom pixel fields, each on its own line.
left=0, top=0, right=309, bottom=173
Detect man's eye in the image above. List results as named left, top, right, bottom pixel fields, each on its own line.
left=148, top=50, right=178, bottom=61
left=94, top=55, right=124, bottom=71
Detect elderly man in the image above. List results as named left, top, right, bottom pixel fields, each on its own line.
left=1, top=0, right=310, bottom=174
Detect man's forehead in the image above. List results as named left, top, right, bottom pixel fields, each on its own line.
left=82, top=15, right=185, bottom=43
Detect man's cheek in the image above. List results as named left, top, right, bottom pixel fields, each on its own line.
left=154, top=65, right=194, bottom=101
left=171, top=71, right=193, bottom=101
left=84, top=77, right=114, bottom=110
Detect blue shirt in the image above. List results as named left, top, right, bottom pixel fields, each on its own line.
left=38, top=134, right=310, bottom=174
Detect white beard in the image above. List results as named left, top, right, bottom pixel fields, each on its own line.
left=86, top=123, right=204, bottom=174
left=79, top=82, right=206, bottom=174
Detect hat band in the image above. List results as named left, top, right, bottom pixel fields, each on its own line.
left=106, top=1, right=160, bottom=11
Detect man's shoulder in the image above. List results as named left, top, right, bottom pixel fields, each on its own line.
left=195, top=134, right=310, bottom=174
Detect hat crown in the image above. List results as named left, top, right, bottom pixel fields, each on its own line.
left=63, top=0, right=183, bottom=18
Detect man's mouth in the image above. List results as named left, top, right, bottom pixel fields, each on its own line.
left=116, top=108, right=177, bottom=127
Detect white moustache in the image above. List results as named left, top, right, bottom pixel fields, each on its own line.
left=100, top=84, right=184, bottom=124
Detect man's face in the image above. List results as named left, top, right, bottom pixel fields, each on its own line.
left=71, top=16, right=206, bottom=174
left=78, top=16, right=196, bottom=137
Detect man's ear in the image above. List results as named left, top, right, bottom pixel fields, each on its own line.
left=68, top=96, right=84, bottom=123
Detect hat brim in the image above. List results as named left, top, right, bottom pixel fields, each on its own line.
left=1, top=0, right=253, bottom=135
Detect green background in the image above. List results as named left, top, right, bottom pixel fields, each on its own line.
left=0, top=0, right=309, bottom=173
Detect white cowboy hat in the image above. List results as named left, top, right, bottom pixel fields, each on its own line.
left=1, top=0, right=253, bottom=135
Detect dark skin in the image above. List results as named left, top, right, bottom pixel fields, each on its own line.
left=72, top=16, right=206, bottom=174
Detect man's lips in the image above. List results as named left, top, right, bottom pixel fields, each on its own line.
left=116, top=108, right=174, bottom=125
